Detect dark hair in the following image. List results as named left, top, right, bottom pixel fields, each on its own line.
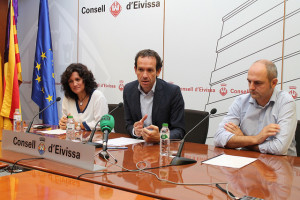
left=254, top=59, right=278, bottom=82
left=60, top=63, right=97, bottom=100
left=134, top=49, right=163, bottom=71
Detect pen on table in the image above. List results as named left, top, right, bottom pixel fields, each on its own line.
left=107, top=146, right=128, bottom=150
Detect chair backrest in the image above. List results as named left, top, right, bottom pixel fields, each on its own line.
left=296, top=120, right=300, bottom=156
left=184, top=109, right=209, bottom=144
left=108, top=104, right=127, bottom=134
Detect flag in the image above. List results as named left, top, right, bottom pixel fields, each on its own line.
left=31, top=0, right=58, bottom=125
left=0, top=51, right=2, bottom=131
left=0, top=0, right=22, bottom=130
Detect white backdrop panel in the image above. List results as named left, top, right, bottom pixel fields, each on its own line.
left=78, top=0, right=164, bottom=104
left=17, top=0, right=300, bottom=146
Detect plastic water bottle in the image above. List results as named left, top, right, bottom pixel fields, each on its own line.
left=66, top=115, right=75, bottom=141
left=13, top=109, right=22, bottom=132
left=160, top=123, right=170, bottom=156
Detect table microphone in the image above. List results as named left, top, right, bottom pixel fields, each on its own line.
left=109, top=102, right=123, bottom=114
left=99, top=114, right=115, bottom=159
left=170, top=108, right=217, bottom=166
left=87, top=103, right=122, bottom=148
left=26, top=97, right=61, bottom=133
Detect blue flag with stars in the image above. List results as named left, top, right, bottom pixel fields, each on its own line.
left=31, top=0, right=58, bottom=125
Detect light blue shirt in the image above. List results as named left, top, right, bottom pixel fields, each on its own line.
left=132, top=81, right=156, bottom=137
left=214, top=88, right=297, bottom=156
left=138, top=81, right=156, bottom=127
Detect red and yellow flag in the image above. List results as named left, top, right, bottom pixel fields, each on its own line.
left=0, top=52, right=3, bottom=131
left=0, top=0, right=22, bottom=130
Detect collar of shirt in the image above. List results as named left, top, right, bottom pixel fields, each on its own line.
left=249, top=88, right=277, bottom=108
left=138, top=80, right=156, bottom=95
left=138, top=80, right=157, bottom=127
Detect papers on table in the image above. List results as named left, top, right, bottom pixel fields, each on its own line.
left=38, top=129, right=66, bottom=135
left=95, top=137, right=145, bottom=146
left=202, top=154, right=257, bottom=169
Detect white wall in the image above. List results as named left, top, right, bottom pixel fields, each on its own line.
left=18, top=0, right=300, bottom=145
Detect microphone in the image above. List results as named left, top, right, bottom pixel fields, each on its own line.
left=170, top=108, right=217, bottom=166
left=26, top=97, right=61, bottom=133
left=87, top=103, right=122, bottom=148
left=109, top=102, right=123, bottom=114
left=99, top=114, right=115, bottom=159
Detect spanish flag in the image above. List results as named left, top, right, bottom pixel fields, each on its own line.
left=0, top=0, right=22, bottom=130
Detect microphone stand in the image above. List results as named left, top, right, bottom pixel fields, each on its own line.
left=87, top=103, right=122, bottom=148
left=86, top=120, right=103, bottom=148
left=99, top=130, right=110, bottom=159
left=109, top=102, right=123, bottom=115
left=26, top=97, right=61, bottom=133
left=170, top=108, right=217, bottom=166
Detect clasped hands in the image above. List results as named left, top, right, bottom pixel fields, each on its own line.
left=134, top=115, right=160, bottom=143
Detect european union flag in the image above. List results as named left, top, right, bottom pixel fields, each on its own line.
left=31, top=0, right=58, bottom=125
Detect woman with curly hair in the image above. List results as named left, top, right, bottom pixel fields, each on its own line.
left=59, top=63, right=108, bottom=131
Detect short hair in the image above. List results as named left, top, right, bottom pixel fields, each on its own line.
left=254, top=59, right=278, bottom=82
left=60, top=63, right=97, bottom=100
left=134, top=49, right=163, bottom=71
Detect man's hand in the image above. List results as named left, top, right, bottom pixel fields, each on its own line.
left=255, top=124, right=279, bottom=144
left=134, top=115, right=148, bottom=137
left=224, top=122, right=244, bottom=136
left=59, top=115, right=68, bottom=130
left=142, top=125, right=160, bottom=143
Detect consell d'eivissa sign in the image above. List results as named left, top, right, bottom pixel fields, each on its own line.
left=12, top=136, right=80, bottom=159
left=2, top=130, right=105, bottom=171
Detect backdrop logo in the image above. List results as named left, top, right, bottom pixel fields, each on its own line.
left=219, top=83, right=227, bottom=96
left=110, top=1, right=122, bottom=17
left=119, top=80, right=124, bottom=91
left=38, top=137, right=46, bottom=155
left=289, top=86, right=298, bottom=99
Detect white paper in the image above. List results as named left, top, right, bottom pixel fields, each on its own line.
left=202, top=154, right=257, bottom=168
left=37, top=129, right=66, bottom=135
left=33, top=125, right=44, bottom=128
left=95, top=137, right=145, bottom=146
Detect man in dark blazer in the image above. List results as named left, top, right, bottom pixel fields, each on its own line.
left=123, top=49, right=185, bottom=143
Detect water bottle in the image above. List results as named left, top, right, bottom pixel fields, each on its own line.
left=13, top=109, right=22, bottom=132
left=66, top=115, right=75, bottom=141
left=160, top=123, right=170, bottom=156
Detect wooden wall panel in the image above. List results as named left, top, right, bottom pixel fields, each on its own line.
left=0, top=0, right=8, bottom=67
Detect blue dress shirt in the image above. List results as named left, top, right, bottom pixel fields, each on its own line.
left=214, top=89, right=297, bottom=156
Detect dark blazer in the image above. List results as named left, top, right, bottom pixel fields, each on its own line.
left=123, top=78, right=185, bottom=139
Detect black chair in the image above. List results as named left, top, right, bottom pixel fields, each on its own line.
left=184, top=109, right=209, bottom=144
left=295, top=120, right=300, bottom=157
left=108, top=104, right=127, bottom=134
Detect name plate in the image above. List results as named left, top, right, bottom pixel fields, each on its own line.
left=2, top=130, right=105, bottom=171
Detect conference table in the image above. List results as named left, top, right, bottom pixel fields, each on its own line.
left=1, top=129, right=300, bottom=200
left=0, top=169, right=157, bottom=199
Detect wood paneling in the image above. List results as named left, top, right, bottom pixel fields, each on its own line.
left=0, top=0, right=8, bottom=64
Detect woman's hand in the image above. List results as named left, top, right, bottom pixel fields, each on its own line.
left=59, top=116, right=68, bottom=130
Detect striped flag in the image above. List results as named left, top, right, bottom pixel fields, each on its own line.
left=31, top=0, right=58, bottom=125
left=0, top=51, right=2, bottom=131
left=0, top=0, right=22, bottom=130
